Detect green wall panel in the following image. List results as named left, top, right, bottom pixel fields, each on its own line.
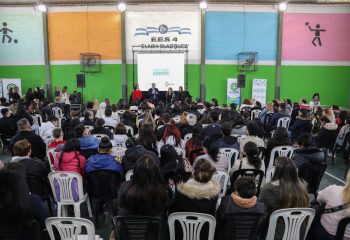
left=50, top=64, right=122, bottom=103
left=205, top=65, right=277, bottom=105
left=280, top=66, right=350, bottom=108
left=0, top=65, right=46, bottom=93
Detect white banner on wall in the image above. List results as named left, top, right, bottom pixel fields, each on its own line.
left=227, top=78, right=241, bottom=106
left=126, top=11, right=201, bottom=62
left=138, top=53, right=185, bottom=91
left=1, top=79, right=22, bottom=101
left=252, top=79, right=267, bottom=105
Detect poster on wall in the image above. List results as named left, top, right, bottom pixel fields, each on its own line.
left=227, top=78, right=241, bottom=106
left=252, top=79, right=267, bottom=105
left=125, top=11, right=201, bottom=62
left=2, top=79, right=22, bottom=101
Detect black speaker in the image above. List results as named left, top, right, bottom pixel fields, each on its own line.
left=237, top=74, right=246, bottom=88
left=76, top=74, right=85, bottom=88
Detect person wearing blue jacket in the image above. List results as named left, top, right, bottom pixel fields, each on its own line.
left=86, top=136, right=123, bottom=174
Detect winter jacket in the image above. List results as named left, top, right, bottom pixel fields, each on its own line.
left=122, top=145, right=159, bottom=172
left=217, top=136, right=239, bottom=150
left=86, top=153, right=123, bottom=174
left=11, top=156, right=49, bottom=177
left=292, top=147, right=325, bottom=171
left=9, top=131, right=46, bottom=160
left=216, top=194, right=267, bottom=240
left=315, top=122, right=338, bottom=149
left=80, top=136, right=99, bottom=150
left=290, top=116, right=312, bottom=140
left=54, top=151, right=86, bottom=177
left=171, top=179, right=220, bottom=215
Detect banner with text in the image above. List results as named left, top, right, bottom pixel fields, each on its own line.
left=227, top=78, right=241, bottom=106
left=252, top=79, right=267, bottom=105
left=126, top=11, right=201, bottom=62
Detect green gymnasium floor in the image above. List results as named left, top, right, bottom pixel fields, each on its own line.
left=1, top=150, right=348, bottom=239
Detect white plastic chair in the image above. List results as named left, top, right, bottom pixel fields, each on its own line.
left=125, top=125, right=134, bottom=136
left=85, top=125, right=94, bottom=131
left=237, top=135, right=247, bottom=144
left=46, top=217, right=102, bottom=240
left=202, top=124, right=209, bottom=129
left=44, top=136, right=54, bottom=149
left=172, top=115, right=181, bottom=124
left=92, top=134, right=109, bottom=141
left=175, top=147, right=186, bottom=159
left=183, top=133, right=193, bottom=145
left=47, top=148, right=57, bottom=172
left=212, top=171, right=229, bottom=198
left=219, top=148, right=239, bottom=172
left=79, top=117, right=85, bottom=122
left=52, top=107, right=63, bottom=119
left=277, top=117, right=291, bottom=129
left=32, top=114, right=43, bottom=127
left=125, top=170, right=134, bottom=181
left=266, top=146, right=295, bottom=182
left=197, top=109, right=205, bottom=115
left=117, top=110, right=125, bottom=116
left=48, top=172, right=92, bottom=218
left=168, top=212, right=216, bottom=240
left=111, top=146, right=127, bottom=162
left=266, top=208, right=315, bottom=240
left=251, top=109, right=262, bottom=120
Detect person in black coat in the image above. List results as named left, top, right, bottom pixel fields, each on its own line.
left=216, top=177, right=267, bottom=240
left=156, top=113, right=171, bottom=141
left=170, top=158, right=220, bottom=215
left=9, top=118, right=46, bottom=160
left=11, top=139, right=49, bottom=177
left=290, top=108, right=312, bottom=141
left=90, top=118, right=113, bottom=140
left=217, top=122, right=239, bottom=150
left=0, top=108, right=18, bottom=140
left=292, top=133, right=325, bottom=172
left=315, top=113, right=338, bottom=150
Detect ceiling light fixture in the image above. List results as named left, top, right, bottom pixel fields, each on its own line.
left=278, top=2, right=288, bottom=12
left=199, top=0, right=208, bottom=10
left=117, top=1, right=127, bottom=12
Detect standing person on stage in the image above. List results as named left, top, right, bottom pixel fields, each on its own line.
left=148, top=83, right=159, bottom=105
left=165, top=87, right=175, bottom=108
left=54, top=86, right=60, bottom=97
left=60, top=86, right=70, bottom=105
left=131, top=83, right=142, bottom=104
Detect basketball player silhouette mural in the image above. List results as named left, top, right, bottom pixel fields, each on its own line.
left=0, top=22, right=18, bottom=44
left=305, top=22, right=326, bottom=47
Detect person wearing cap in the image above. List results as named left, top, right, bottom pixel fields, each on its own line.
left=0, top=108, right=17, bottom=140
left=85, top=136, right=123, bottom=174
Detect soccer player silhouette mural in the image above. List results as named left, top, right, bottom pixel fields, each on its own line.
left=0, top=22, right=18, bottom=44
left=305, top=22, right=326, bottom=47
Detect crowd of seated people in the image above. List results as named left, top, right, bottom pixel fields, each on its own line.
left=0, top=89, right=350, bottom=240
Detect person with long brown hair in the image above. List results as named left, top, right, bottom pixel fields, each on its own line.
left=259, top=157, right=309, bottom=239
left=309, top=170, right=350, bottom=239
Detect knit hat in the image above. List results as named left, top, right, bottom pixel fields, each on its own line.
left=99, top=137, right=112, bottom=150
left=186, top=113, right=197, bottom=126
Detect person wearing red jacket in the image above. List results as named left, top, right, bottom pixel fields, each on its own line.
left=131, top=84, right=142, bottom=104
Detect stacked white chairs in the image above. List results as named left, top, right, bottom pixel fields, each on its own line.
left=266, top=146, right=295, bottom=183
left=168, top=212, right=216, bottom=240
left=48, top=172, right=92, bottom=218
left=46, top=217, right=102, bottom=240
left=266, top=208, right=315, bottom=240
